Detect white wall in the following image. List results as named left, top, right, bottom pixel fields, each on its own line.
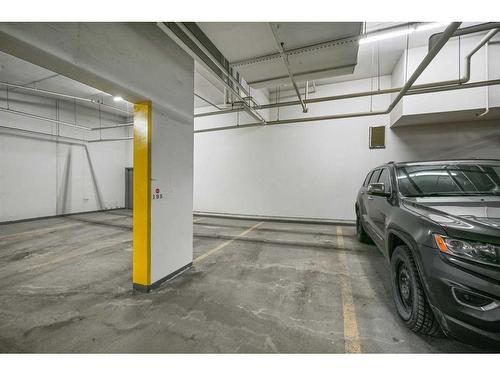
left=0, top=89, right=130, bottom=222
left=194, top=36, right=500, bottom=221
left=151, top=105, right=194, bottom=283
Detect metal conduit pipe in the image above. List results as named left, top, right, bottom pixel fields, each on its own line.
left=194, top=92, right=223, bottom=110
left=429, top=22, right=500, bottom=51
left=478, top=42, right=490, bottom=117
left=195, top=25, right=497, bottom=118
left=195, top=107, right=244, bottom=118
left=406, top=78, right=500, bottom=95
left=0, top=124, right=86, bottom=143
left=0, top=107, right=133, bottom=131
left=195, top=77, right=500, bottom=134
left=88, top=137, right=134, bottom=143
left=0, top=107, right=92, bottom=130
left=0, top=80, right=132, bottom=116
left=157, top=22, right=266, bottom=124
left=195, top=22, right=462, bottom=133
left=0, top=124, right=134, bottom=143
left=90, top=123, right=134, bottom=130
left=269, top=23, right=308, bottom=113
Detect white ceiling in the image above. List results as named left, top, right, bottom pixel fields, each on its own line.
left=197, top=22, right=362, bottom=89
left=0, top=51, right=132, bottom=115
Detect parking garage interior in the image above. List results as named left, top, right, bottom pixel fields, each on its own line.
left=0, top=11, right=500, bottom=361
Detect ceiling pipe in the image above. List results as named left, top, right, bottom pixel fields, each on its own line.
left=0, top=124, right=86, bottom=143
left=194, top=79, right=500, bottom=133
left=157, top=22, right=266, bottom=125
left=0, top=107, right=132, bottom=131
left=195, top=106, right=244, bottom=118
left=478, top=42, right=490, bottom=118
left=194, top=92, right=223, bottom=110
left=0, top=124, right=133, bottom=143
left=88, top=137, right=134, bottom=143
left=196, top=25, right=496, bottom=118
left=406, top=77, right=500, bottom=95
left=429, top=22, right=500, bottom=51
left=195, top=79, right=500, bottom=129
left=90, top=123, right=134, bottom=130
left=195, top=22, right=461, bottom=133
left=195, top=77, right=500, bottom=133
left=0, top=80, right=132, bottom=116
left=0, top=107, right=92, bottom=130
left=269, top=23, right=308, bottom=113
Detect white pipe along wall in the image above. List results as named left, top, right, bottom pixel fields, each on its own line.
left=0, top=88, right=130, bottom=222
left=194, top=34, right=500, bottom=222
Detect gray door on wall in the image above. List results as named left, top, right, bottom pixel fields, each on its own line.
left=125, top=167, right=133, bottom=210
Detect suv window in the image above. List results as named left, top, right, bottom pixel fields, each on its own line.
left=363, top=171, right=373, bottom=187
left=396, top=163, right=500, bottom=197
left=368, top=169, right=382, bottom=184
left=377, top=168, right=391, bottom=192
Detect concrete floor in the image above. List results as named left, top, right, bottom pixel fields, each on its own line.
left=0, top=209, right=494, bottom=353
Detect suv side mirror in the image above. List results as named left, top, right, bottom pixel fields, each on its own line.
left=367, top=182, right=390, bottom=197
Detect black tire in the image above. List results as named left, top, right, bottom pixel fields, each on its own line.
left=356, top=210, right=372, bottom=244
left=390, top=245, right=442, bottom=336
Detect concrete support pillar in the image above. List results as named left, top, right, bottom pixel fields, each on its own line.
left=0, top=23, right=194, bottom=291
left=133, top=100, right=193, bottom=291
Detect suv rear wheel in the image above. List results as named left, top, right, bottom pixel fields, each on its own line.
left=390, top=245, right=442, bottom=336
left=356, top=211, right=372, bottom=244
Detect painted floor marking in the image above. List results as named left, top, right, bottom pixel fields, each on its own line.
left=194, top=222, right=263, bottom=264
left=337, top=226, right=362, bottom=353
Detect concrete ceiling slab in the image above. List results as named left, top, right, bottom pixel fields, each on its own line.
left=0, top=51, right=131, bottom=115
left=197, top=22, right=362, bottom=89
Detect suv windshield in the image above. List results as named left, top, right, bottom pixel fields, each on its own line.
left=396, top=162, right=500, bottom=197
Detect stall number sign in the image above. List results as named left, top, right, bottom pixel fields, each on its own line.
left=153, top=187, right=164, bottom=200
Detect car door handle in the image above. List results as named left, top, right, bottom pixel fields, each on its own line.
left=367, top=196, right=374, bottom=200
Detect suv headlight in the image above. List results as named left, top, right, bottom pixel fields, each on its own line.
left=434, top=234, right=499, bottom=266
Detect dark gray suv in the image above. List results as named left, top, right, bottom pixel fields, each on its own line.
left=355, top=160, right=500, bottom=347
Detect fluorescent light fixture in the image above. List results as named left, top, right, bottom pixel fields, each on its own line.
left=359, top=22, right=450, bottom=45
left=415, top=22, right=450, bottom=32
left=113, top=96, right=123, bottom=102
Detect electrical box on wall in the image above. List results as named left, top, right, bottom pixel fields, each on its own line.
left=369, top=126, right=386, bottom=149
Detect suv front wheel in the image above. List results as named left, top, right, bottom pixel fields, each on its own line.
left=390, top=245, right=442, bottom=336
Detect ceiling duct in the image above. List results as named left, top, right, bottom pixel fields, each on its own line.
left=197, top=22, right=363, bottom=89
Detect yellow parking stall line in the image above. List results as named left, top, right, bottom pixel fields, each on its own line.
left=194, top=222, right=263, bottom=264
left=337, top=226, right=362, bottom=353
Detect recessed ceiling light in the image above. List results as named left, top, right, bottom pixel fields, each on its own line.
left=359, top=22, right=450, bottom=45
left=113, top=96, right=123, bottom=102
